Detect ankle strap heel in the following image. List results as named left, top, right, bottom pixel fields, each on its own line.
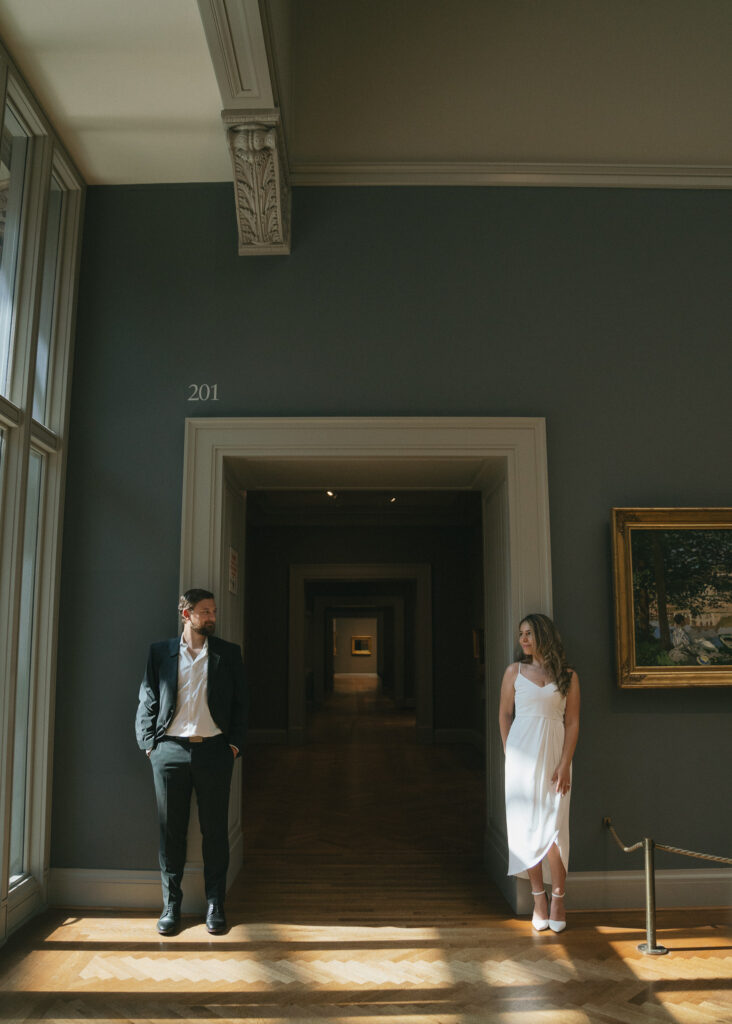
left=530, top=889, right=549, bottom=932
left=549, top=891, right=567, bottom=932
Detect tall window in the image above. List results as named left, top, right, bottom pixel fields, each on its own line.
left=9, top=449, right=44, bottom=882
left=0, top=47, right=84, bottom=942
left=0, top=106, right=28, bottom=397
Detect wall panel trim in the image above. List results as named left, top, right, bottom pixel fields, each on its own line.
left=47, top=865, right=730, bottom=912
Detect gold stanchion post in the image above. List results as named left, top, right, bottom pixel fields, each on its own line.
left=637, top=838, right=669, bottom=956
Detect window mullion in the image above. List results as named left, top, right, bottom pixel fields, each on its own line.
left=0, top=392, right=20, bottom=430
left=29, top=419, right=58, bottom=454
left=43, top=160, right=83, bottom=439
left=31, top=163, right=83, bottom=891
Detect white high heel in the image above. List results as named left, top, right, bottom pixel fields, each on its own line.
left=548, top=891, right=566, bottom=932
left=530, top=889, right=549, bottom=931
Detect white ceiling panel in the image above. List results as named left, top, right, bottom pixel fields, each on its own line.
left=0, top=0, right=232, bottom=183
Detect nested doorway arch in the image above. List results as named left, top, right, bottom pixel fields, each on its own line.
left=289, top=564, right=431, bottom=743
left=313, top=594, right=406, bottom=706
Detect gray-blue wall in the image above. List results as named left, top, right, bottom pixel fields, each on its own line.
left=53, top=184, right=731, bottom=872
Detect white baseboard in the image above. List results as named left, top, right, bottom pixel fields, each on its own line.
left=563, top=868, right=732, bottom=912
left=511, top=867, right=731, bottom=914
left=48, top=867, right=163, bottom=910
left=49, top=830, right=244, bottom=915
left=484, top=823, right=731, bottom=912
left=47, top=855, right=731, bottom=916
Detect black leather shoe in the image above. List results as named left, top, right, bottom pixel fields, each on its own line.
left=205, top=901, right=227, bottom=934
left=157, top=905, right=181, bottom=936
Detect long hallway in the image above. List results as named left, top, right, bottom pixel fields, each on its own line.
left=235, top=673, right=492, bottom=925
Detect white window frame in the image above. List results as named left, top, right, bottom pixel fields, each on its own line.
left=0, top=44, right=84, bottom=943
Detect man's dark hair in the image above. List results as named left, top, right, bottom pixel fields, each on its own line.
left=178, top=588, right=215, bottom=618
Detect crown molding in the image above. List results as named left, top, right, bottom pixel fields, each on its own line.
left=289, top=161, right=732, bottom=189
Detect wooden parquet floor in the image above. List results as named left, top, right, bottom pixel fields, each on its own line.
left=2, top=676, right=730, bottom=1023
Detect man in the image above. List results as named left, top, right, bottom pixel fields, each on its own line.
left=135, top=589, right=247, bottom=935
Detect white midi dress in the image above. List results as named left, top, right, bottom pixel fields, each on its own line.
left=504, top=665, right=571, bottom=881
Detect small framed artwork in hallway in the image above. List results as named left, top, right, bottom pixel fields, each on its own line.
left=351, top=634, right=372, bottom=655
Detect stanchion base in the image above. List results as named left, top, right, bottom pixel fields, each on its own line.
left=637, top=943, right=669, bottom=955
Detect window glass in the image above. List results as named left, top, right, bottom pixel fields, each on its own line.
left=33, top=177, right=64, bottom=423
left=0, top=106, right=28, bottom=398
left=9, top=449, right=44, bottom=883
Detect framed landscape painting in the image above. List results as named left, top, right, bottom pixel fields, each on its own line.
left=612, top=508, right=732, bottom=688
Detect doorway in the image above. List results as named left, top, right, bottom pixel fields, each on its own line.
left=179, top=416, right=552, bottom=909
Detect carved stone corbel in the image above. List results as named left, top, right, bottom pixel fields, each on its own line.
left=224, top=109, right=290, bottom=255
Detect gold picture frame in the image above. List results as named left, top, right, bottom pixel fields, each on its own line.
left=351, top=635, right=372, bottom=656
left=612, top=507, right=732, bottom=688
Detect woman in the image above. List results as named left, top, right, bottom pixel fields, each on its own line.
left=499, top=613, right=580, bottom=932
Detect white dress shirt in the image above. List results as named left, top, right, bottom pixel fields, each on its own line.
left=165, top=636, right=222, bottom=738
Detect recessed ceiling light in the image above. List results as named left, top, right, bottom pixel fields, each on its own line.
left=389, top=497, right=397, bottom=503
left=326, top=490, right=336, bottom=498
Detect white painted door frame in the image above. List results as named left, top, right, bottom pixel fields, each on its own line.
left=179, top=416, right=553, bottom=906
left=180, top=417, right=551, bottom=612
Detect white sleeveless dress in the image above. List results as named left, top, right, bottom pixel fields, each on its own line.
left=504, top=665, right=571, bottom=880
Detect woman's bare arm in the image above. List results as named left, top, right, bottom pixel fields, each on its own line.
left=499, top=664, right=518, bottom=753
left=551, top=671, right=580, bottom=794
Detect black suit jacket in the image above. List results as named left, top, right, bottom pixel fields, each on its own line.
left=135, top=635, right=248, bottom=755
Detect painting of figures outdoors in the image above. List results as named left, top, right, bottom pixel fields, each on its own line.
left=612, top=508, right=732, bottom=688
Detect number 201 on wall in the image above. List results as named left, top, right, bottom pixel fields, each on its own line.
left=187, top=384, right=219, bottom=401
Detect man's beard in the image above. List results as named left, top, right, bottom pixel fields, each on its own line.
left=193, top=622, right=215, bottom=637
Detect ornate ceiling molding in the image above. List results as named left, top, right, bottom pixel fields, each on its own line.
left=199, top=1, right=291, bottom=255
left=224, top=110, right=290, bottom=255
left=288, top=161, right=732, bottom=190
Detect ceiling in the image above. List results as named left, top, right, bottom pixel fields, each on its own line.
left=224, top=455, right=495, bottom=491
left=0, top=0, right=230, bottom=183
left=246, top=489, right=482, bottom=526
left=0, top=0, right=730, bottom=189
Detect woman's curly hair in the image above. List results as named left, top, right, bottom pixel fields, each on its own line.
left=517, top=612, right=574, bottom=696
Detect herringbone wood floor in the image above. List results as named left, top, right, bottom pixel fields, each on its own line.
left=2, top=676, right=730, bottom=1023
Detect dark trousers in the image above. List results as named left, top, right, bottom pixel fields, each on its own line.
left=150, top=734, right=234, bottom=908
